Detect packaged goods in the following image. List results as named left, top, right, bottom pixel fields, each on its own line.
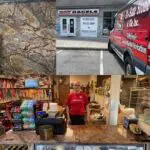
left=22, top=117, right=35, bottom=123
left=21, top=100, right=36, bottom=130
left=21, top=111, right=34, bottom=117
left=13, top=113, right=22, bottom=120
left=50, top=103, right=57, bottom=112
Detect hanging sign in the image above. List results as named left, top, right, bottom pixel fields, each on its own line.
left=58, top=9, right=99, bottom=16
left=80, top=17, right=98, bottom=37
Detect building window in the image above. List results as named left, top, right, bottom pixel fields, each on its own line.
left=103, top=11, right=116, bottom=35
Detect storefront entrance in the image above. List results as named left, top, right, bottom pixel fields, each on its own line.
left=60, top=17, right=76, bottom=36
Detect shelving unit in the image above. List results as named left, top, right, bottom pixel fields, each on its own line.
left=129, top=88, right=139, bottom=108
left=129, top=88, right=150, bottom=110
left=0, top=99, right=20, bottom=104
left=121, top=76, right=150, bottom=108
left=0, top=88, right=51, bottom=89
left=122, top=86, right=150, bottom=137
left=0, top=88, right=52, bottom=102
left=0, top=76, right=53, bottom=104
left=120, top=76, right=137, bottom=107
left=0, top=99, right=51, bottom=104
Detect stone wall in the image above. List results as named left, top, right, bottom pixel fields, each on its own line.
left=0, top=0, right=56, bottom=75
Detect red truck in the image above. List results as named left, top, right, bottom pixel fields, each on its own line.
left=109, top=0, right=150, bottom=75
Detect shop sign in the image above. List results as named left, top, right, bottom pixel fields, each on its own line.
left=80, top=17, right=98, bottom=37
left=58, top=9, right=99, bottom=16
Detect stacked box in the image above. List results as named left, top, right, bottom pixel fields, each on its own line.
left=21, top=100, right=36, bottom=130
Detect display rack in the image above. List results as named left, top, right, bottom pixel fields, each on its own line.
left=128, top=88, right=150, bottom=131
left=0, top=76, right=53, bottom=104
left=120, top=76, right=137, bottom=107
left=0, top=88, right=52, bottom=103
left=129, top=88, right=150, bottom=110
left=125, top=87, right=150, bottom=138
left=120, top=76, right=150, bottom=107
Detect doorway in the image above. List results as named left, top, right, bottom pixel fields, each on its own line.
left=60, top=17, right=76, bottom=36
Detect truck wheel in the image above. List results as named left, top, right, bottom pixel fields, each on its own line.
left=125, top=57, right=136, bottom=75
left=108, top=41, right=114, bottom=53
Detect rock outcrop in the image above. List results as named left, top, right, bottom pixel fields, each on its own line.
left=0, top=0, right=56, bottom=75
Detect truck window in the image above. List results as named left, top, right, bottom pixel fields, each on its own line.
left=115, top=12, right=124, bottom=31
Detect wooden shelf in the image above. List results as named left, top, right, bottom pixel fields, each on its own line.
left=0, top=75, right=17, bottom=80
left=0, top=87, right=51, bottom=89
left=0, top=99, right=21, bottom=104
left=22, top=99, right=50, bottom=101
left=0, top=99, right=51, bottom=104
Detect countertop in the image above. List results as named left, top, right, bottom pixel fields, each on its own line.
left=0, top=125, right=140, bottom=144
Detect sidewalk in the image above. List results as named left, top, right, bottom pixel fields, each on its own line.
left=56, top=38, right=108, bottom=50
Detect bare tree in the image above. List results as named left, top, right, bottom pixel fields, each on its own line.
left=0, top=0, right=56, bottom=75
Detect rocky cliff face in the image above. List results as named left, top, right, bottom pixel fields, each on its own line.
left=0, top=0, right=56, bottom=75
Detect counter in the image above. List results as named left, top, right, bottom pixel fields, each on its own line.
left=0, top=125, right=139, bottom=144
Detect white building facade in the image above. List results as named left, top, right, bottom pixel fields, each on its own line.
left=56, top=0, right=130, bottom=40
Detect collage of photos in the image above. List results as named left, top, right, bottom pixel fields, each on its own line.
left=0, top=0, right=149, bottom=150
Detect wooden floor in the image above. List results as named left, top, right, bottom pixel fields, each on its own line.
left=0, top=125, right=140, bottom=144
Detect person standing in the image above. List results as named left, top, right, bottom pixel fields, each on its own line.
left=66, top=81, right=89, bottom=125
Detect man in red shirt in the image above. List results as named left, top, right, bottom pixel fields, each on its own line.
left=66, top=81, right=89, bottom=125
